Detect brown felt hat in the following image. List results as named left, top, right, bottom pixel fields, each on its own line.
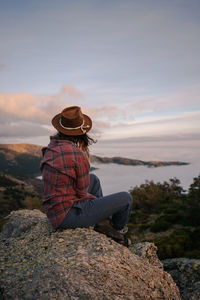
left=51, top=106, right=92, bottom=136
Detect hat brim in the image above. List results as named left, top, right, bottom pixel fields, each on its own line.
left=51, top=113, right=92, bottom=136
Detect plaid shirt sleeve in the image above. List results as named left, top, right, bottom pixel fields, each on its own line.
left=74, top=150, right=96, bottom=200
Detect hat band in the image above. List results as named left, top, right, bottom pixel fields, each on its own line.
left=59, top=118, right=90, bottom=134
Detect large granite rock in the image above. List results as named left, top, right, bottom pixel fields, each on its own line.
left=163, top=258, right=200, bottom=300
left=129, top=242, right=163, bottom=269
left=0, top=209, right=181, bottom=300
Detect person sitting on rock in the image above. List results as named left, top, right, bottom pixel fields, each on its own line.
left=40, top=106, right=132, bottom=246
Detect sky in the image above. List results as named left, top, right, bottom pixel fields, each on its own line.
left=0, top=0, right=200, bottom=146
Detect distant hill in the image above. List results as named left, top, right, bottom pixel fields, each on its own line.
left=90, top=155, right=189, bottom=167
left=0, top=173, right=42, bottom=230
left=0, top=144, right=42, bottom=178
left=0, top=143, right=42, bottom=157
left=0, top=143, right=189, bottom=179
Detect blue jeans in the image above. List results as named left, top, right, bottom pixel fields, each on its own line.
left=60, top=174, right=132, bottom=230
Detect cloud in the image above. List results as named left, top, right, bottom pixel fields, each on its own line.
left=128, top=85, right=200, bottom=115
left=104, top=132, right=200, bottom=144
left=0, top=86, right=118, bottom=141
left=84, top=105, right=135, bottom=124
left=83, top=85, right=200, bottom=130
left=0, top=122, right=50, bottom=138
left=0, top=84, right=83, bottom=124
left=60, top=84, right=82, bottom=98
left=0, top=83, right=199, bottom=143
left=0, top=64, right=6, bottom=71
left=0, top=93, right=48, bottom=123
left=84, top=106, right=121, bottom=120
left=100, top=110, right=200, bottom=140
left=0, top=84, right=84, bottom=139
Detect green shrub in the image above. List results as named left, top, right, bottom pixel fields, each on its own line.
left=23, top=196, right=43, bottom=211
left=150, top=214, right=181, bottom=233
left=139, top=223, right=151, bottom=232
left=191, top=227, right=200, bottom=248
left=0, top=175, right=17, bottom=187
left=185, top=250, right=200, bottom=259
left=164, top=207, right=177, bottom=214
left=128, top=176, right=200, bottom=259
left=130, top=178, right=185, bottom=213
left=150, top=220, right=170, bottom=233
left=155, top=229, right=192, bottom=259
left=188, top=175, right=200, bottom=206
left=129, top=211, right=149, bottom=224
left=162, top=213, right=180, bottom=223
left=183, top=208, right=200, bottom=226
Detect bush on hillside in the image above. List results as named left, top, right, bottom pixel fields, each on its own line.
left=129, top=178, right=185, bottom=213
left=0, top=175, right=17, bottom=187
left=188, top=175, right=200, bottom=206
left=155, top=229, right=192, bottom=259
left=129, top=175, right=200, bottom=259
left=0, top=174, right=43, bottom=231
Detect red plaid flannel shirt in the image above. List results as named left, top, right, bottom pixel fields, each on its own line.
left=40, top=139, right=96, bottom=229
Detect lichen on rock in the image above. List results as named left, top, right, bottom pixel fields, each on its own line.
left=0, top=209, right=181, bottom=300
left=129, top=242, right=163, bottom=269
left=0, top=209, right=54, bottom=239
left=163, top=258, right=200, bottom=300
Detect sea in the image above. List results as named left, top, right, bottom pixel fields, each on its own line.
left=89, top=138, right=200, bottom=196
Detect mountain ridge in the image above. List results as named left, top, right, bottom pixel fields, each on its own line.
left=0, top=143, right=189, bottom=177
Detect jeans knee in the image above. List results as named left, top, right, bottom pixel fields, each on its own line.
left=90, top=173, right=100, bottom=185
left=122, top=191, right=132, bottom=206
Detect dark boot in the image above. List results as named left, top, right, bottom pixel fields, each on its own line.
left=94, top=219, right=129, bottom=246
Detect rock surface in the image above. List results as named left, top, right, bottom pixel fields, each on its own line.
left=0, top=209, right=181, bottom=300
left=129, top=242, right=163, bottom=269
left=163, top=258, right=200, bottom=300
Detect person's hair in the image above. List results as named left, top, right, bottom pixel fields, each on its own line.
left=50, top=131, right=96, bottom=155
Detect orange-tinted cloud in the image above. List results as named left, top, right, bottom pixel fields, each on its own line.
left=0, top=64, right=6, bottom=71
left=0, top=84, right=84, bottom=139
left=0, top=84, right=83, bottom=124
left=128, top=85, right=200, bottom=114
left=60, top=84, right=82, bottom=98
left=1, top=83, right=199, bottom=142
left=0, top=122, right=50, bottom=137
left=0, top=93, right=47, bottom=123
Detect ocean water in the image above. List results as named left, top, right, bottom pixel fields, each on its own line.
left=90, top=139, right=200, bottom=195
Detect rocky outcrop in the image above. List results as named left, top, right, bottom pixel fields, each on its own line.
left=0, top=210, right=181, bottom=300
left=90, top=154, right=189, bottom=167
left=129, top=242, right=163, bottom=269
left=163, top=258, right=200, bottom=300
